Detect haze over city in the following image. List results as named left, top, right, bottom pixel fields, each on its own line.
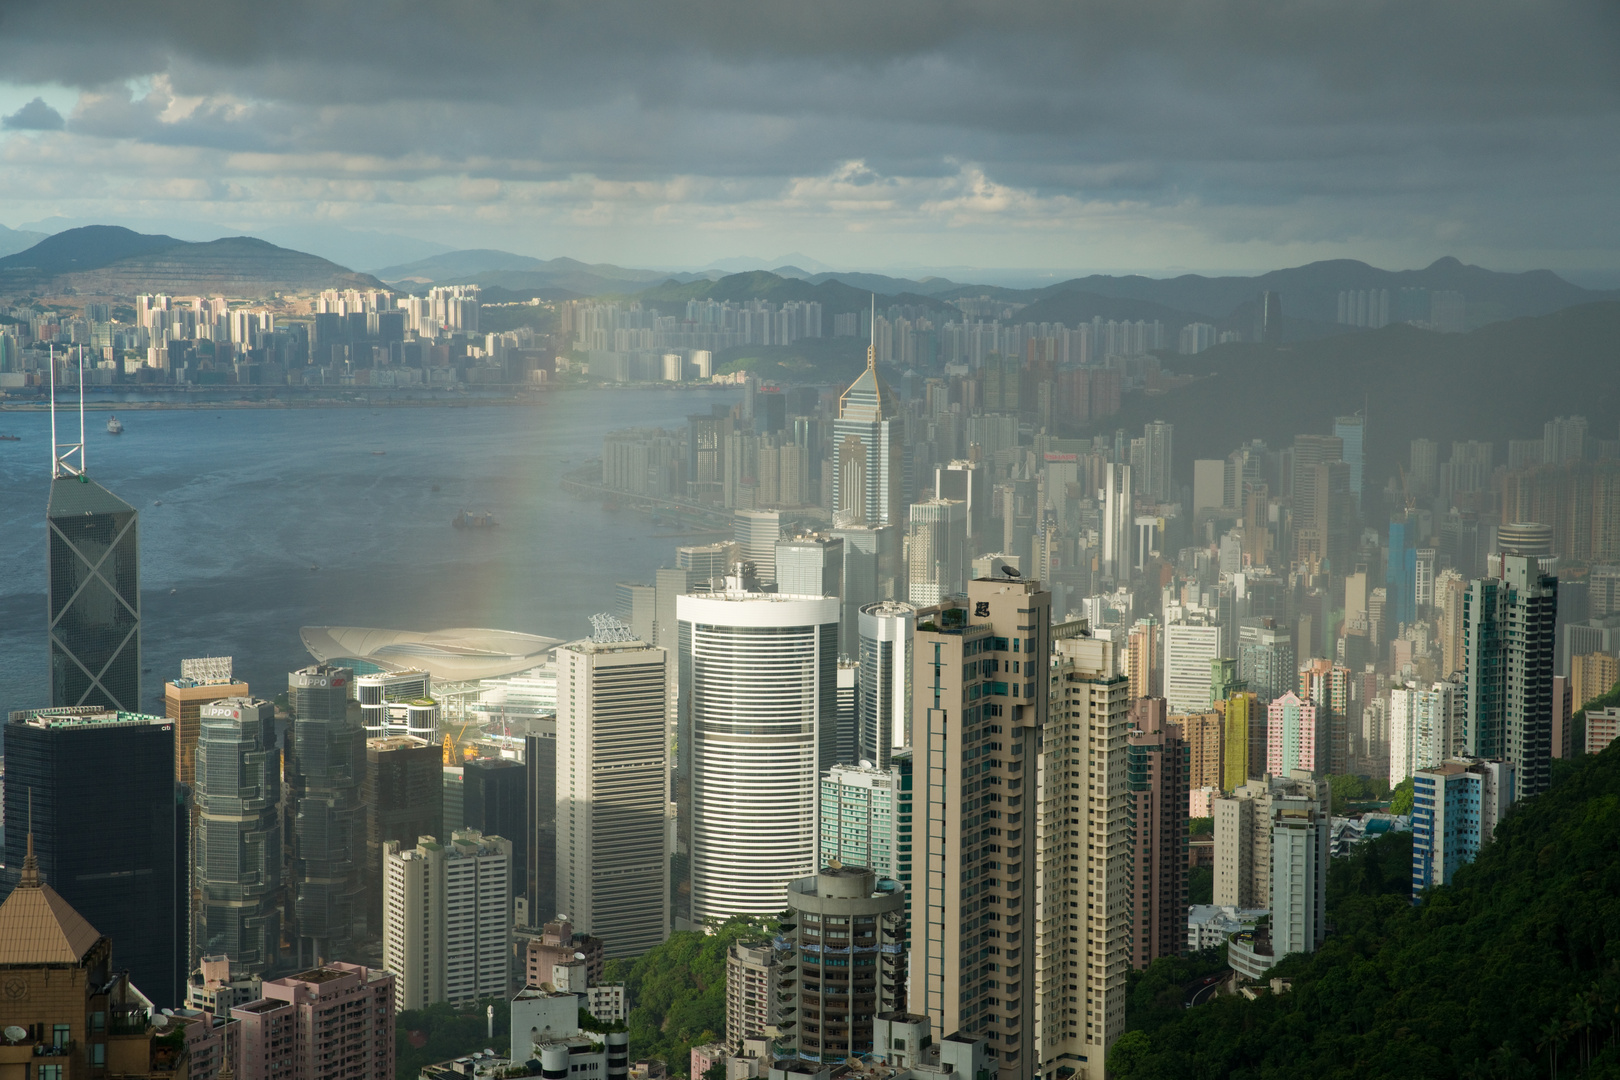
left=0, top=4, right=1618, bottom=1080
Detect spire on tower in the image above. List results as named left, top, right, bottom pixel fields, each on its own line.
left=867, top=294, right=876, bottom=369
left=19, top=789, right=39, bottom=888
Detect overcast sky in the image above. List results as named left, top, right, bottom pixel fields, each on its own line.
left=0, top=0, right=1616, bottom=275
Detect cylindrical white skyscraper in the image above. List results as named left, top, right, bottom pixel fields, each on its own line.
left=675, top=590, right=839, bottom=927
left=858, top=600, right=915, bottom=767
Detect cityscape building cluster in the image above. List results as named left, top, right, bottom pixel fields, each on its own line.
left=0, top=285, right=1595, bottom=1080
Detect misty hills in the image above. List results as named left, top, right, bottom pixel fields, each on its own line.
left=1027, top=256, right=1618, bottom=326
left=0, top=223, right=50, bottom=260
left=373, top=250, right=717, bottom=295
left=1107, top=300, right=1620, bottom=492
left=0, top=226, right=384, bottom=296
left=636, top=269, right=956, bottom=315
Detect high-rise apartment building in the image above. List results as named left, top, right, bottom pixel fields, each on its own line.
left=193, top=697, right=281, bottom=976
left=833, top=332, right=904, bottom=529
left=1411, top=758, right=1514, bottom=898
left=286, top=664, right=366, bottom=967
left=4, top=706, right=182, bottom=1005
left=382, top=830, right=512, bottom=1010
left=230, top=963, right=395, bottom=1080
left=363, top=735, right=443, bottom=931
left=1268, top=790, right=1330, bottom=959
left=1266, top=691, right=1321, bottom=775
left=1163, top=622, right=1221, bottom=714
left=906, top=497, right=969, bottom=606
left=1126, top=617, right=1161, bottom=700
left=725, top=941, right=783, bottom=1043
left=776, top=866, right=908, bottom=1062
left=1463, top=555, right=1557, bottom=799
left=1222, top=692, right=1256, bottom=789
left=1388, top=683, right=1456, bottom=788
left=911, top=578, right=1051, bottom=1080
left=1040, top=628, right=1132, bottom=1080
left=47, top=470, right=142, bottom=713
left=1125, top=699, right=1187, bottom=969
left=1213, top=772, right=1329, bottom=912
left=165, top=657, right=250, bottom=788
left=1297, top=658, right=1350, bottom=773
left=819, top=761, right=901, bottom=878
left=1571, top=651, right=1619, bottom=713
left=675, top=589, right=839, bottom=928
left=858, top=601, right=916, bottom=766
left=555, top=632, right=669, bottom=958
left=1178, top=710, right=1223, bottom=792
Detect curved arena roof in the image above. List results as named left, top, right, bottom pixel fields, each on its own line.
left=299, top=626, right=560, bottom=681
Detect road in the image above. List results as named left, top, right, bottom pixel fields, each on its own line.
left=1184, top=972, right=1225, bottom=1008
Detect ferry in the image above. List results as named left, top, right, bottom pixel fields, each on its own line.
left=453, top=510, right=498, bottom=529
left=107, top=415, right=124, bottom=435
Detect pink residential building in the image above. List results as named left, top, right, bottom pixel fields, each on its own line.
left=1267, top=692, right=1320, bottom=776
left=230, top=962, right=396, bottom=1080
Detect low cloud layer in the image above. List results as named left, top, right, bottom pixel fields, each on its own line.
left=0, top=0, right=1615, bottom=271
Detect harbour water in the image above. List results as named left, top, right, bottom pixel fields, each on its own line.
left=0, top=388, right=735, bottom=722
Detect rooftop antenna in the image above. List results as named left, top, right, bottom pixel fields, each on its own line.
left=868, top=294, right=876, bottom=369
left=49, top=345, right=85, bottom=479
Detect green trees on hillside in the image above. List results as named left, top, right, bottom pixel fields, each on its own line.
left=600, top=916, right=777, bottom=1077
left=1111, top=744, right=1620, bottom=1079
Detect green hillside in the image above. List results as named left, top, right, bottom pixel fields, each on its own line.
left=1110, top=743, right=1620, bottom=1080
left=636, top=270, right=953, bottom=316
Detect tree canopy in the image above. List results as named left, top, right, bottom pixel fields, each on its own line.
left=1110, top=743, right=1620, bottom=1079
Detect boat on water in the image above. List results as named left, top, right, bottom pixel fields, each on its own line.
left=107, top=415, right=124, bottom=435
left=453, top=510, right=498, bottom=529
left=0, top=434, right=19, bottom=442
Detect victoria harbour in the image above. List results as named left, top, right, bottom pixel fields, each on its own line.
left=0, top=388, right=733, bottom=720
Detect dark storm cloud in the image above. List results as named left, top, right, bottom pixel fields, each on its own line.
left=1, top=96, right=64, bottom=130
left=0, top=0, right=1616, bottom=258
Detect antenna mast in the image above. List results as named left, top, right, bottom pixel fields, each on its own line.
left=51, top=346, right=85, bottom=478
left=868, top=294, right=876, bottom=369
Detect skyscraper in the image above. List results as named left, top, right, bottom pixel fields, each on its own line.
left=463, top=756, right=527, bottom=896
left=1223, top=691, right=1257, bottom=789
left=906, top=497, right=968, bottom=606
left=858, top=600, right=916, bottom=766
left=833, top=310, right=904, bottom=529
left=4, top=706, right=182, bottom=1005
left=1268, top=789, right=1330, bottom=959
left=1142, top=420, right=1173, bottom=504
left=1125, top=699, right=1188, bottom=969
left=1040, top=627, right=1132, bottom=1080
left=363, top=735, right=443, bottom=932
left=912, top=577, right=1050, bottom=1080
left=1163, top=622, right=1221, bottom=714
left=555, top=629, right=669, bottom=958
left=286, top=664, right=366, bottom=967
left=1334, top=413, right=1365, bottom=511
left=193, top=697, right=281, bottom=977
left=47, top=473, right=141, bottom=712
left=1126, top=617, right=1161, bottom=700
left=675, top=589, right=839, bottom=928
left=734, top=508, right=783, bottom=585
left=165, top=656, right=250, bottom=789
left=775, top=532, right=845, bottom=600
left=1100, top=462, right=1132, bottom=582
left=1213, top=772, right=1329, bottom=914
left=1463, top=555, right=1557, bottom=799
left=525, top=729, right=557, bottom=930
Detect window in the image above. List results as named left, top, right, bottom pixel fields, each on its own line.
left=53, top=1024, right=71, bottom=1047
left=39, top=1068, right=64, bottom=1080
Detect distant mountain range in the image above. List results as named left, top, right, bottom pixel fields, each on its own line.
left=0, top=223, right=50, bottom=260
left=1110, top=300, right=1620, bottom=489
left=1, top=226, right=1613, bottom=335
left=0, top=226, right=384, bottom=295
